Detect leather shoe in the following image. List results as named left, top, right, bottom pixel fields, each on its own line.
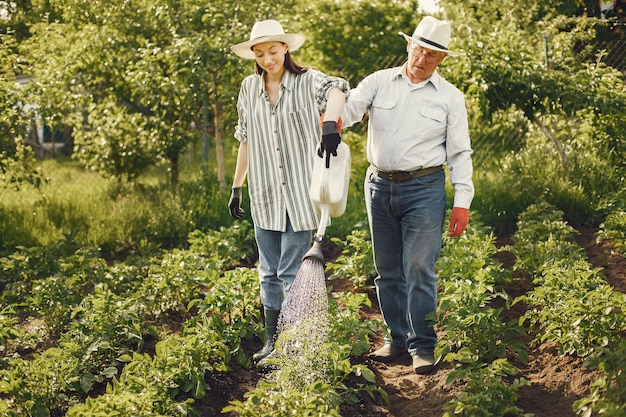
left=369, top=343, right=405, bottom=363
left=412, top=353, right=436, bottom=374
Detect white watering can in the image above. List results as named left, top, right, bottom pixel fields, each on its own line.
left=304, top=142, right=351, bottom=263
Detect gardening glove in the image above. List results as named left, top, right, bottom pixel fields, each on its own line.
left=448, top=207, right=469, bottom=238
left=228, top=187, right=244, bottom=220
left=319, top=120, right=342, bottom=169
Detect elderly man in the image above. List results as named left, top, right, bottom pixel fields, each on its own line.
left=341, top=16, right=474, bottom=374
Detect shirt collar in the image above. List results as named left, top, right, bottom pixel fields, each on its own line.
left=396, top=64, right=441, bottom=90
left=256, top=70, right=296, bottom=96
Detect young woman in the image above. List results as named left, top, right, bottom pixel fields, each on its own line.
left=228, top=19, right=349, bottom=363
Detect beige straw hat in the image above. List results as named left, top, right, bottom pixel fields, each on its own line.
left=231, top=20, right=306, bottom=60
left=399, top=16, right=460, bottom=57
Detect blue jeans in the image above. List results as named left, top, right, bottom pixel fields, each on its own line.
left=365, top=167, right=446, bottom=356
left=255, top=216, right=312, bottom=311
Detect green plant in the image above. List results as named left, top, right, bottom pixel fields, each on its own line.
left=66, top=385, right=195, bottom=417
left=136, top=248, right=218, bottom=320
left=574, top=339, right=626, bottom=417
left=61, top=286, right=147, bottom=393
left=0, top=347, right=81, bottom=416
left=517, top=260, right=626, bottom=357
left=187, top=221, right=256, bottom=270
left=598, top=209, right=626, bottom=254
left=327, top=229, right=376, bottom=289
left=118, top=315, right=231, bottom=400
left=0, top=307, right=22, bottom=359
left=327, top=291, right=380, bottom=357
left=187, top=267, right=261, bottom=366
left=443, top=359, right=530, bottom=417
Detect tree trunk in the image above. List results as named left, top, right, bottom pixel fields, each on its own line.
left=532, top=115, right=568, bottom=171
left=170, top=152, right=179, bottom=189
left=211, top=71, right=226, bottom=190
left=202, top=93, right=210, bottom=173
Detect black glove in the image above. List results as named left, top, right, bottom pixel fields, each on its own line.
left=228, top=187, right=244, bottom=220
left=319, top=120, right=341, bottom=169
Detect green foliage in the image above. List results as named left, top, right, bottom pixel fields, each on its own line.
left=187, top=267, right=261, bottom=365
left=443, top=359, right=530, bottom=417
left=509, top=202, right=585, bottom=272
left=62, top=287, right=146, bottom=393
left=519, top=260, right=626, bottom=356
left=0, top=307, right=22, bottom=360
left=472, top=136, right=602, bottom=234
left=599, top=209, right=626, bottom=254
left=295, top=0, right=417, bottom=82
left=433, top=217, right=529, bottom=414
left=176, top=171, right=241, bottom=232
left=224, top=377, right=343, bottom=417
left=135, top=248, right=218, bottom=320
left=509, top=202, right=626, bottom=415
left=574, top=339, right=626, bottom=417
left=0, top=347, right=81, bottom=416
left=224, top=340, right=386, bottom=417
left=327, top=229, right=376, bottom=289
left=436, top=219, right=526, bottom=365
left=22, top=248, right=107, bottom=334
left=187, top=221, right=256, bottom=270
left=327, top=291, right=380, bottom=357
left=66, top=386, right=193, bottom=417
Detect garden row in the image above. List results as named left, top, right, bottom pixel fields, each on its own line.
left=383, top=202, right=625, bottom=417
left=0, top=201, right=623, bottom=416
left=509, top=203, right=625, bottom=417
left=0, top=223, right=263, bottom=415
left=0, top=219, right=388, bottom=416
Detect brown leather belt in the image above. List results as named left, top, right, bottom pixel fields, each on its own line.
left=372, top=165, right=443, bottom=182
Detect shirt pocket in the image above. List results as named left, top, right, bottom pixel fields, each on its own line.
left=419, top=106, right=447, bottom=125
left=370, top=99, right=398, bottom=131
left=287, top=107, right=310, bottom=142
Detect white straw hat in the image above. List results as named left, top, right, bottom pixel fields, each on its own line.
left=231, top=20, right=306, bottom=60
left=399, top=16, right=460, bottom=57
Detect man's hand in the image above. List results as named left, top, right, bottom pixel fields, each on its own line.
left=228, top=187, right=245, bottom=220
left=448, top=207, right=469, bottom=238
left=320, top=120, right=341, bottom=168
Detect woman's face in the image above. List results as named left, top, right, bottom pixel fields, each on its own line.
left=253, top=41, right=288, bottom=75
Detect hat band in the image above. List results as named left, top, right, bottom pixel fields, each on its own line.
left=417, top=36, right=447, bottom=51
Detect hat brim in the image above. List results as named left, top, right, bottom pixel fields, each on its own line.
left=231, top=34, right=306, bottom=59
left=399, top=32, right=460, bottom=57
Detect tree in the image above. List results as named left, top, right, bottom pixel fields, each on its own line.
left=0, top=31, right=43, bottom=191
left=293, top=0, right=419, bottom=84
left=18, top=0, right=249, bottom=187
left=437, top=0, right=626, bottom=170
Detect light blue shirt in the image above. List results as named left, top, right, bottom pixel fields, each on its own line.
left=342, top=65, right=474, bottom=208
left=235, top=69, right=349, bottom=232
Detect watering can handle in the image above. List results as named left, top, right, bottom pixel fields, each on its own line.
left=314, top=159, right=331, bottom=239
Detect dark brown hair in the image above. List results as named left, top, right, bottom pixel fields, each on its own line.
left=254, top=49, right=309, bottom=75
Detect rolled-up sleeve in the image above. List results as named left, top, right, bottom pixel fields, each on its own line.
left=309, top=69, right=350, bottom=114
left=234, top=79, right=250, bottom=143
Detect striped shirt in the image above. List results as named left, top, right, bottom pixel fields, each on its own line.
left=234, top=69, right=349, bottom=232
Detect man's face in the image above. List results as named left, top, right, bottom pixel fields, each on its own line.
left=405, top=40, right=446, bottom=82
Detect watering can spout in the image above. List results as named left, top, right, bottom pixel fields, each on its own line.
left=303, top=236, right=325, bottom=263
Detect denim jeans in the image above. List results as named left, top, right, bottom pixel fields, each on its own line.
left=365, top=167, right=446, bottom=355
left=255, top=215, right=312, bottom=311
